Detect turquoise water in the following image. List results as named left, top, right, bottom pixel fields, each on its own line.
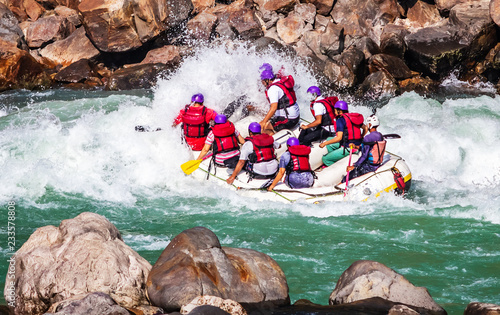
left=1, top=46, right=499, bottom=314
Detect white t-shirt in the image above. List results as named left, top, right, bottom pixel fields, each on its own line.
left=312, top=97, right=335, bottom=133
left=267, top=80, right=300, bottom=119
left=239, top=141, right=279, bottom=176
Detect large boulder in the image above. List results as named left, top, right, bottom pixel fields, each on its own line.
left=492, top=0, right=500, bottom=27
left=4, top=212, right=151, bottom=315
left=299, top=21, right=343, bottom=60
left=0, top=3, right=25, bottom=47
left=357, top=70, right=398, bottom=99
left=39, top=27, right=100, bottom=67
left=380, top=24, right=408, bottom=59
left=368, top=53, right=414, bottom=80
left=105, top=63, right=170, bottom=90
left=146, top=226, right=289, bottom=312
left=405, top=0, right=442, bottom=28
left=324, top=47, right=365, bottom=90
left=26, top=15, right=75, bottom=48
left=301, top=0, right=334, bottom=16
left=228, top=6, right=264, bottom=40
left=180, top=296, right=246, bottom=315
left=0, top=39, right=50, bottom=91
left=276, top=13, right=307, bottom=44
left=329, top=260, right=446, bottom=315
left=186, top=11, right=218, bottom=41
left=140, top=45, right=184, bottom=65
left=54, top=58, right=99, bottom=84
left=464, top=302, right=500, bottom=315
left=78, top=0, right=193, bottom=52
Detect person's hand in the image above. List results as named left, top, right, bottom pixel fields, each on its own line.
left=319, top=142, right=326, bottom=148
left=299, top=124, right=307, bottom=130
left=226, top=176, right=235, bottom=185
left=267, top=186, right=274, bottom=192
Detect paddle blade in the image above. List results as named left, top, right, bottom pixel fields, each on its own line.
left=383, top=133, right=401, bottom=139
left=181, top=159, right=202, bottom=175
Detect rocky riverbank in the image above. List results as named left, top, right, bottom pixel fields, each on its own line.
left=2, top=0, right=500, bottom=98
left=2, top=212, right=499, bottom=315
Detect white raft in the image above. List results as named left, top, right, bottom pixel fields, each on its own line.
left=189, top=118, right=412, bottom=203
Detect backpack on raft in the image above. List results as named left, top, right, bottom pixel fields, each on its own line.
left=366, top=140, right=386, bottom=165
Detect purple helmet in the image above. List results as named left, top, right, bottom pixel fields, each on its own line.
left=286, top=137, right=299, bottom=147
left=191, top=93, right=204, bottom=103
left=248, top=122, right=261, bottom=134
left=259, top=63, right=273, bottom=73
left=307, top=86, right=321, bottom=96
left=334, top=100, right=348, bottom=111
left=214, top=114, right=227, bottom=124
left=260, top=69, right=275, bottom=81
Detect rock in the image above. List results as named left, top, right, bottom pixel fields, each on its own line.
left=127, top=305, right=165, bottom=315
left=180, top=296, right=246, bottom=315
left=324, top=47, right=365, bottom=90
left=405, top=0, right=442, bottom=28
left=464, top=302, right=500, bottom=315
left=388, top=304, right=420, bottom=315
left=277, top=13, right=306, bottom=44
left=44, top=292, right=130, bottom=315
left=253, top=36, right=296, bottom=57
left=105, top=63, right=170, bottom=90
left=78, top=0, right=192, bottom=52
left=491, top=0, right=500, bottom=27
left=435, top=0, right=466, bottom=13
left=329, top=260, right=446, bottom=314
left=368, top=54, right=414, bottom=80
left=39, top=27, right=100, bottom=67
left=146, top=227, right=289, bottom=312
left=187, top=11, right=218, bottom=41
left=4, top=212, right=151, bottom=315
left=26, top=15, right=75, bottom=48
left=187, top=305, right=231, bottom=315
left=404, top=24, right=466, bottom=78
left=331, top=0, right=400, bottom=40
left=380, top=24, right=408, bottom=59
left=301, top=0, right=334, bottom=16
left=255, top=7, right=279, bottom=31
left=54, top=6, right=81, bottom=27
left=0, top=39, right=50, bottom=91
left=228, top=7, right=264, bottom=40
left=398, top=75, right=438, bottom=94
left=300, top=21, right=343, bottom=60
left=24, top=0, right=45, bottom=20
left=294, top=3, right=316, bottom=24
left=314, top=14, right=330, bottom=31
left=0, top=3, right=26, bottom=47
left=192, top=0, right=215, bottom=13
left=54, top=59, right=98, bottom=83
left=351, top=36, right=380, bottom=60
left=357, top=70, right=398, bottom=99
left=140, top=45, right=183, bottom=65
left=262, top=0, right=295, bottom=13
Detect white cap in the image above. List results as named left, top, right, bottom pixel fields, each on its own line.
left=367, top=115, right=379, bottom=127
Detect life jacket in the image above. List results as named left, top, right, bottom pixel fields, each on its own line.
left=286, top=145, right=312, bottom=173
left=367, top=140, right=386, bottom=165
left=212, top=121, right=239, bottom=154
left=182, top=105, right=209, bottom=138
left=245, top=134, right=275, bottom=163
left=265, top=75, right=297, bottom=110
left=341, top=113, right=364, bottom=146
left=310, top=96, right=338, bottom=128
left=391, top=167, right=406, bottom=196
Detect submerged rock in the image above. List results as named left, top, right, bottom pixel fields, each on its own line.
left=147, top=226, right=289, bottom=312
left=329, top=260, right=446, bottom=315
left=4, top=212, right=151, bottom=315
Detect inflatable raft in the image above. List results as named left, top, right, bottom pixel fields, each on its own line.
left=188, top=117, right=412, bottom=203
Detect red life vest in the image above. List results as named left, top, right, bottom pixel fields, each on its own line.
left=245, top=134, right=275, bottom=163
left=212, top=121, right=239, bottom=153
left=310, top=96, right=338, bottom=128
left=287, top=145, right=312, bottom=173
left=182, top=105, right=209, bottom=138
left=265, top=75, right=297, bottom=109
left=369, top=140, right=386, bottom=165
left=341, top=112, right=364, bottom=145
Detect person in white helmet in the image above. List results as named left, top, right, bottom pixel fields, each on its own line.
left=343, top=115, right=386, bottom=182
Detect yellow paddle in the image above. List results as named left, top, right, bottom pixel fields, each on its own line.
left=180, top=153, right=213, bottom=175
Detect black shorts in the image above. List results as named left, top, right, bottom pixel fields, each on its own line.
left=271, top=116, right=300, bottom=131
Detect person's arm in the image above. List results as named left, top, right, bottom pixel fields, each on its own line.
left=267, top=168, right=286, bottom=191
left=227, top=160, right=246, bottom=185
left=301, top=115, right=322, bottom=130
left=260, top=102, right=278, bottom=128
left=319, top=131, right=343, bottom=148
left=196, top=144, right=211, bottom=160
left=172, top=111, right=183, bottom=127
left=361, top=124, right=368, bottom=137
left=237, top=134, right=245, bottom=144
left=347, top=143, right=370, bottom=171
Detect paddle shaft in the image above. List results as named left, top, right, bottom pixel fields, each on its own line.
left=344, top=144, right=354, bottom=198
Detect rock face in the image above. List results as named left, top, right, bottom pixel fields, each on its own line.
left=4, top=212, right=151, bottom=315
left=329, top=260, right=446, bottom=315
left=147, top=226, right=289, bottom=312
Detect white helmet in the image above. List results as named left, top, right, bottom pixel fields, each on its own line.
left=367, top=115, right=380, bottom=127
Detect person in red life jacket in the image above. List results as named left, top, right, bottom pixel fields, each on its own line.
left=259, top=69, right=300, bottom=135
left=342, top=115, right=386, bottom=183
left=196, top=114, right=245, bottom=169
left=318, top=100, right=368, bottom=166
left=298, top=86, right=338, bottom=146
left=226, top=122, right=279, bottom=185
left=172, top=93, right=217, bottom=151
left=267, top=137, right=315, bottom=191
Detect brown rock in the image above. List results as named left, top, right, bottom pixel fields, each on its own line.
left=464, top=302, right=500, bottom=315
left=39, top=27, right=99, bottom=67
left=180, top=296, right=246, bottom=315
left=105, top=63, right=170, bottom=90
left=54, top=5, right=81, bottom=27
left=300, top=21, right=343, bottom=60
left=329, top=260, right=446, bottom=314
left=4, top=212, right=151, bottom=315
left=277, top=13, right=306, bottom=44
left=45, top=292, right=130, bottom=315
left=380, top=24, right=408, bottom=59
left=406, top=0, right=442, bottom=28
left=398, top=75, right=438, bottom=94
left=301, top=0, right=334, bottom=16
left=262, top=0, right=295, bottom=13
left=26, top=15, right=75, bottom=48
left=0, top=3, right=25, bottom=47
left=351, top=36, right=380, bottom=60
left=140, top=45, right=183, bottom=65
left=192, top=0, right=215, bottom=13
left=388, top=304, right=420, bottom=315
left=314, top=14, right=330, bottom=31
left=127, top=305, right=165, bottom=315
left=491, top=0, right=500, bottom=27
left=187, top=11, right=218, bottom=41
left=369, top=53, right=413, bottom=80
left=294, top=3, right=316, bottom=24
left=435, top=0, right=466, bottom=13
left=228, top=7, right=264, bottom=40
left=146, top=227, right=289, bottom=312
left=24, top=0, right=44, bottom=20
left=54, top=58, right=99, bottom=83
left=0, top=39, right=50, bottom=91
